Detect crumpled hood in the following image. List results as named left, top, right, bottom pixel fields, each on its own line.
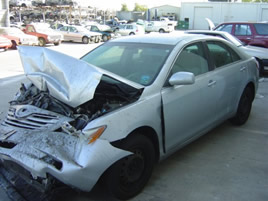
left=18, top=46, right=102, bottom=108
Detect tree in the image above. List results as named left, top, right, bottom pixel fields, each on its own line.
left=133, top=3, right=148, bottom=12
left=121, top=3, right=129, bottom=11
left=242, top=0, right=268, bottom=2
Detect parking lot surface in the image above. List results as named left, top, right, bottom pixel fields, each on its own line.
left=0, top=42, right=267, bottom=201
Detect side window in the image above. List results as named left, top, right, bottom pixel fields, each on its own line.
left=60, top=26, right=68, bottom=31
left=216, top=24, right=232, bottom=33
left=26, top=26, right=34, bottom=32
left=69, top=27, right=77, bottom=32
left=172, top=42, right=209, bottom=76
left=126, top=25, right=133, bottom=29
left=91, top=26, right=99, bottom=32
left=207, top=41, right=241, bottom=68
left=235, top=24, right=252, bottom=36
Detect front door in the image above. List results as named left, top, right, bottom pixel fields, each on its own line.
left=161, top=42, right=216, bottom=151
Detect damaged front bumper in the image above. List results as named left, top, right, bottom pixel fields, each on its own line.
left=0, top=105, right=131, bottom=193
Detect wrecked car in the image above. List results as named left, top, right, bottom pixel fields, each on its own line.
left=0, top=33, right=259, bottom=200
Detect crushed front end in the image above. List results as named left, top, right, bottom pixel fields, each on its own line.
left=0, top=46, right=143, bottom=194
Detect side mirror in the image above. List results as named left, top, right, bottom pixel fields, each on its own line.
left=169, top=72, right=195, bottom=86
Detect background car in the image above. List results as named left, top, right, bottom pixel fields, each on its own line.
left=85, top=24, right=115, bottom=42
left=0, top=27, right=39, bottom=49
left=213, top=22, right=268, bottom=48
left=186, top=30, right=268, bottom=76
left=116, top=23, right=145, bottom=36
left=57, top=25, right=102, bottom=43
left=9, top=0, right=32, bottom=7
left=23, top=23, right=63, bottom=46
left=0, top=36, right=12, bottom=51
left=0, top=34, right=258, bottom=201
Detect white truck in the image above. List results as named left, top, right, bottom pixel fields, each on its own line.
left=145, top=18, right=177, bottom=33
left=9, top=0, right=32, bottom=7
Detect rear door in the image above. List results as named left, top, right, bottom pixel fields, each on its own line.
left=233, top=23, right=254, bottom=45
left=205, top=40, right=244, bottom=118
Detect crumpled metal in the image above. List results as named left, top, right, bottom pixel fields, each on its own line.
left=18, top=46, right=102, bottom=108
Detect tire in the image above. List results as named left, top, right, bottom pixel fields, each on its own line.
left=11, top=40, right=17, bottom=49
left=230, top=87, right=254, bottom=125
left=38, top=38, right=46, bottom=47
left=159, top=29, right=165, bottom=33
left=82, top=36, right=89, bottom=44
left=129, top=32, right=135, bottom=36
left=54, top=41, right=61, bottom=46
left=104, top=134, right=155, bottom=200
left=102, top=35, right=108, bottom=42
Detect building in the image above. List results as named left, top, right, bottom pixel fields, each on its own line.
left=148, top=5, right=180, bottom=21
left=180, top=2, right=268, bottom=30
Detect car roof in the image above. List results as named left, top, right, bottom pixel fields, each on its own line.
left=109, top=33, right=215, bottom=46
left=217, top=22, right=267, bottom=24
left=186, top=30, right=227, bottom=35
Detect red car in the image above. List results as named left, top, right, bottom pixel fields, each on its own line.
left=0, top=36, right=12, bottom=51
left=214, top=22, right=268, bottom=48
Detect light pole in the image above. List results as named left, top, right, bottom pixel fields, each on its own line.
left=5, top=0, right=10, bottom=27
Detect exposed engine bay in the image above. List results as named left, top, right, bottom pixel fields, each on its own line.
left=9, top=76, right=142, bottom=131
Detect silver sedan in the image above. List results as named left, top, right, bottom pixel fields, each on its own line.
left=0, top=34, right=259, bottom=200
left=57, top=25, right=102, bottom=43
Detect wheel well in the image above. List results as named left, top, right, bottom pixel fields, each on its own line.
left=112, top=126, right=160, bottom=163
left=245, top=82, right=255, bottom=101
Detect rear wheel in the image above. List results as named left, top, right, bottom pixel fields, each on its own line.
left=230, top=86, right=254, bottom=125
left=82, top=36, right=89, bottom=44
left=129, top=32, right=135, bottom=36
left=159, top=29, right=165, bottom=33
left=38, top=38, right=46, bottom=47
left=104, top=134, right=155, bottom=200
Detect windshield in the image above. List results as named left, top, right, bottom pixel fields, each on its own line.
left=81, top=42, right=173, bottom=86
left=254, top=23, right=268, bottom=35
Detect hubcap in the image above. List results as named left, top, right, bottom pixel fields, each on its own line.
left=120, top=150, right=145, bottom=185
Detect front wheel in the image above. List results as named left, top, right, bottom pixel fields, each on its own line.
left=230, top=87, right=254, bottom=125
left=102, top=35, right=108, bottom=42
left=104, top=134, right=155, bottom=200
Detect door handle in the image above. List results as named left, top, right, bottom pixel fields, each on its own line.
left=208, top=80, right=216, bottom=87
left=240, top=66, right=246, bottom=72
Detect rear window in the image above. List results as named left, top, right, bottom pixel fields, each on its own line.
left=254, top=24, right=268, bottom=35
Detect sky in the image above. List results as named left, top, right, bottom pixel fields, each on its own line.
left=79, top=0, right=207, bottom=10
